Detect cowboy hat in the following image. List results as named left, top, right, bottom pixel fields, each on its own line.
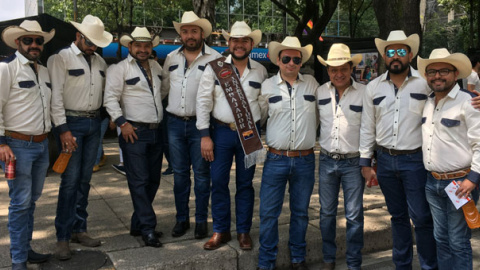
left=417, top=48, right=471, bottom=79
left=268, top=36, right=312, bottom=65
left=173, top=11, right=212, bottom=38
left=317, top=43, right=362, bottom=67
left=70, top=15, right=112, bottom=48
left=222, top=21, right=262, bottom=46
left=120, top=27, right=161, bottom=48
left=375, top=30, right=420, bottom=58
left=1, top=20, right=55, bottom=49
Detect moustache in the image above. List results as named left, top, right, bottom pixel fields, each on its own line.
left=28, top=49, right=41, bottom=52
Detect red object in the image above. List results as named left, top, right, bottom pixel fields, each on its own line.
left=370, top=177, right=378, bottom=186
left=5, top=158, right=16, bottom=180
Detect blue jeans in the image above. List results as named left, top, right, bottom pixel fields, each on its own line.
left=120, top=124, right=163, bottom=235
left=258, top=152, right=315, bottom=269
left=95, top=117, right=109, bottom=165
left=168, top=116, right=210, bottom=223
left=318, top=154, right=364, bottom=269
left=210, top=123, right=256, bottom=233
left=425, top=174, right=478, bottom=270
left=376, top=150, right=437, bottom=270
left=2, top=138, right=49, bottom=264
left=55, top=116, right=100, bottom=241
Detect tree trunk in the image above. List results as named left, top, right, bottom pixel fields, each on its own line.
left=372, top=0, right=422, bottom=71
left=193, top=0, right=216, bottom=45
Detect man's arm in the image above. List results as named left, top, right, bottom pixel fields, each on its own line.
left=160, top=54, right=171, bottom=101
left=359, top=83, right=378, bottom=186
left=0, top=63, right=14, bottom=162
left=196, top=65, right=216, bottom=161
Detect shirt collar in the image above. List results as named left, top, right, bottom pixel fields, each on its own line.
left=127, top=53, right=136, bottom=63
left=71, top=42, right=82, bottom=55
left=447, top=84, right=460, bottom=99
left=15, top=51, right=31, bottom=65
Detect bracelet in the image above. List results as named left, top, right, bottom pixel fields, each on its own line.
left=120, top=122, right=128, bottom=128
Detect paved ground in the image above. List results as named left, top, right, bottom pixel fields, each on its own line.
left=0, top=140, right=478, bottom=269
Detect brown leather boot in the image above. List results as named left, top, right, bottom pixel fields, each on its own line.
left=203, top=232, right=232, bottom=250
left=55, top=241, right=71, bottom=261
left=237, top=233, right=252, bottom=250
left=71, top=232, right=101, bottom=247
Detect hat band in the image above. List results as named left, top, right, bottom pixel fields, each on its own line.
left=133, top=37, right=152, bottom=42
left=326, top=57, right=350, bottom=61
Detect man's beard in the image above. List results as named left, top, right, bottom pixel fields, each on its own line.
left=387, top=60, right=409, bottom=74
left=19, top=47, right=41, bottom=61
left=231, top=48, right=251, bottom=60
left=183, top=38, right=202, bottom=51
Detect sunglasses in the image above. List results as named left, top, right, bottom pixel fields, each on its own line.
left=425, top=68, right=456, bottom=77
left=20, top=37, right=44, bottom=46
left=81, top=35, right=96, bottom=47
left=281, top=56, right=302, bottom=65
left=385, top=49, right=407, bottom=58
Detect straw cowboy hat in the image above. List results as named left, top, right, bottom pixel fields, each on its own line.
left=70, top=14, right=112, bottom=48
left=317, top=43, right=362, bottom=67
left=173, top=11, right=212, bottom=38
left=1, top=20, right=55, bottom=49
left=268, top=36, right=312, bottom=65
left=375, top=30, right=420, bottom=58
left=222, top=21, right=262, bottom=46
left=417, top=48, right=472, bottom=79
left=120, top=27, right=161, bottom=48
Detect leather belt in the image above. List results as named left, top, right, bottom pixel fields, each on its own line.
left=268, top=147, right=314, bottom=157
left=5, top=130, right=48, bottom=143
left=214, top=118, right=237, bottom=131
left=377, top=146, right=421, bottom=156
left=431, top=168, right=471, bottom=180
left=320, top=148, right=360, bottom=160
left=129, top=121, right=160, bottom=129
left=65, top=109, right=100, bottom=118
left=168, top=112, right=196, bottom=121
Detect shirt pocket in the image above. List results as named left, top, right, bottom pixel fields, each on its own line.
left=348, top=105, right=363, bottom=124
left=195, top=65, right=206, bottom=80
left=68, top=69, right=85, bottom=77
left=169, top=64, right=180, bottom=80
left=125, top=77, right=140, bottom=85
left=18, top=80, right=36, bottom=88
left=304, top=94, right=316, bottom=112
left=409, top=93, right=427, bottom=115
left=439, top=117, right=461, bottom=142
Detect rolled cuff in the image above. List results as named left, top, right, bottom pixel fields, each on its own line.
left=199, top=128, right=210, bottom=137
left=0, top=136, right=6, bottom=145
left=114, top=116, right=127, bottom=127
left=56, top=123, right=70, bottom=134
left=467, top=170, right=480, bottom=185
left=359, top=157, right=372, bottom=167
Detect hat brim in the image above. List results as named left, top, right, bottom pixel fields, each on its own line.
left=71, top=21, right=112, bottom=48
left=317, top=54, right=362, bottom=67
left=119, top=34, right=161, bottom=48
left=375, top=33, right=420, bottom=58
left=268, top=42, right=312, bottom=66
left=417, top=53, right=472, bottom=80
left=173, top=19, right=212, bottom=38
left=1, top=26, right=55, bottom=49
left=222, top=29, right=262, bottom=46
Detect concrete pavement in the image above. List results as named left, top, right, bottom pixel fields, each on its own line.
left=0, top=140, right=478, bottom=269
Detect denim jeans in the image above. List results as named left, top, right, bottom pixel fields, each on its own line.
left=2, top=138, right=49, bottom=264
left=168, top=116, right=210, bottom=223
left=376, top=150, right=437, bottom=270
left=425, top=173, right=478, bottom=270
left=120, top=125, right=163, bottom=235
left=55, top=116, right=100, bottom=241
left=258, top=152, right=315, bottom=269
left=95, top=117, right=109, bottom=165
left=318, top=154, right=364, bottom=269
left=210, top=123, right=256, bottom=233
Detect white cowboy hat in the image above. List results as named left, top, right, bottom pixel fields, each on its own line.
left=120, top=27, right=161, bottom=48
left=268, top=36, right=312, bottom=65
left=417, top=48, right=472, bottom=79
left=70, top=15, right=112, bottom=48
left=1, top=20, right=55, bottom=49
left=173, top=11, right=212, bottom=38
left=222, top=21, right=262, bottom=46
left=375, top=30, right=420, bottom=58
left=317, top=43, right=362, bottom=67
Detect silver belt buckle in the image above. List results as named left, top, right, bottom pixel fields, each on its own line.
left=331, top=153, right=340, bottom=160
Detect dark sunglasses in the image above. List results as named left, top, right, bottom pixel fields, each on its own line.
left=81, top=34, right=96, bottom=47
left=426, top=68, right=456, bottom=77
left=20, top=37, right=44, bottom=46
left=385, top=49, right=407, bottom=58
left=281, top=56, right=302, bottom=65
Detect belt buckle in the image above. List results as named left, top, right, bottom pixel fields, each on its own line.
left=331, top=153, right=340, bottom=160
left=149, top=123, right=158, bottom=129
left=182, top=116, right=190, bottom=121
left=388, top=148, right=395, bottom=156
left=229, top=122, right=236, bottom=131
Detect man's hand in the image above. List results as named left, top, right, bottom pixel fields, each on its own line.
left=201, top=136, right=214, bottom=162
left=362, top=166, right=378, bottom=188
left=456, top=179, right=477, bottom=199
left=60, top=131, right=78, bottom=152
left=0, top=145, right=14, bottom=163
left=120, top=122, right=138, bottom=143
left=471, top=90, right=480, bottom=110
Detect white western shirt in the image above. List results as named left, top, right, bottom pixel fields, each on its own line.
left=422, top=85, right=480, bottom=184
left=47, top=43, right=107, bottom=132
left=260, top=72, right=319, bottom=150
left=359, top=68, right=431, bottom=166
left=161, top=44, right=220, bottom=117
left=196, top=55, right=268, bottom=136
left=317, top=78, right=365, bottom=154
left=104, top=54, right=164, bottom=125
left=0, top=52, right=51, bottom=143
